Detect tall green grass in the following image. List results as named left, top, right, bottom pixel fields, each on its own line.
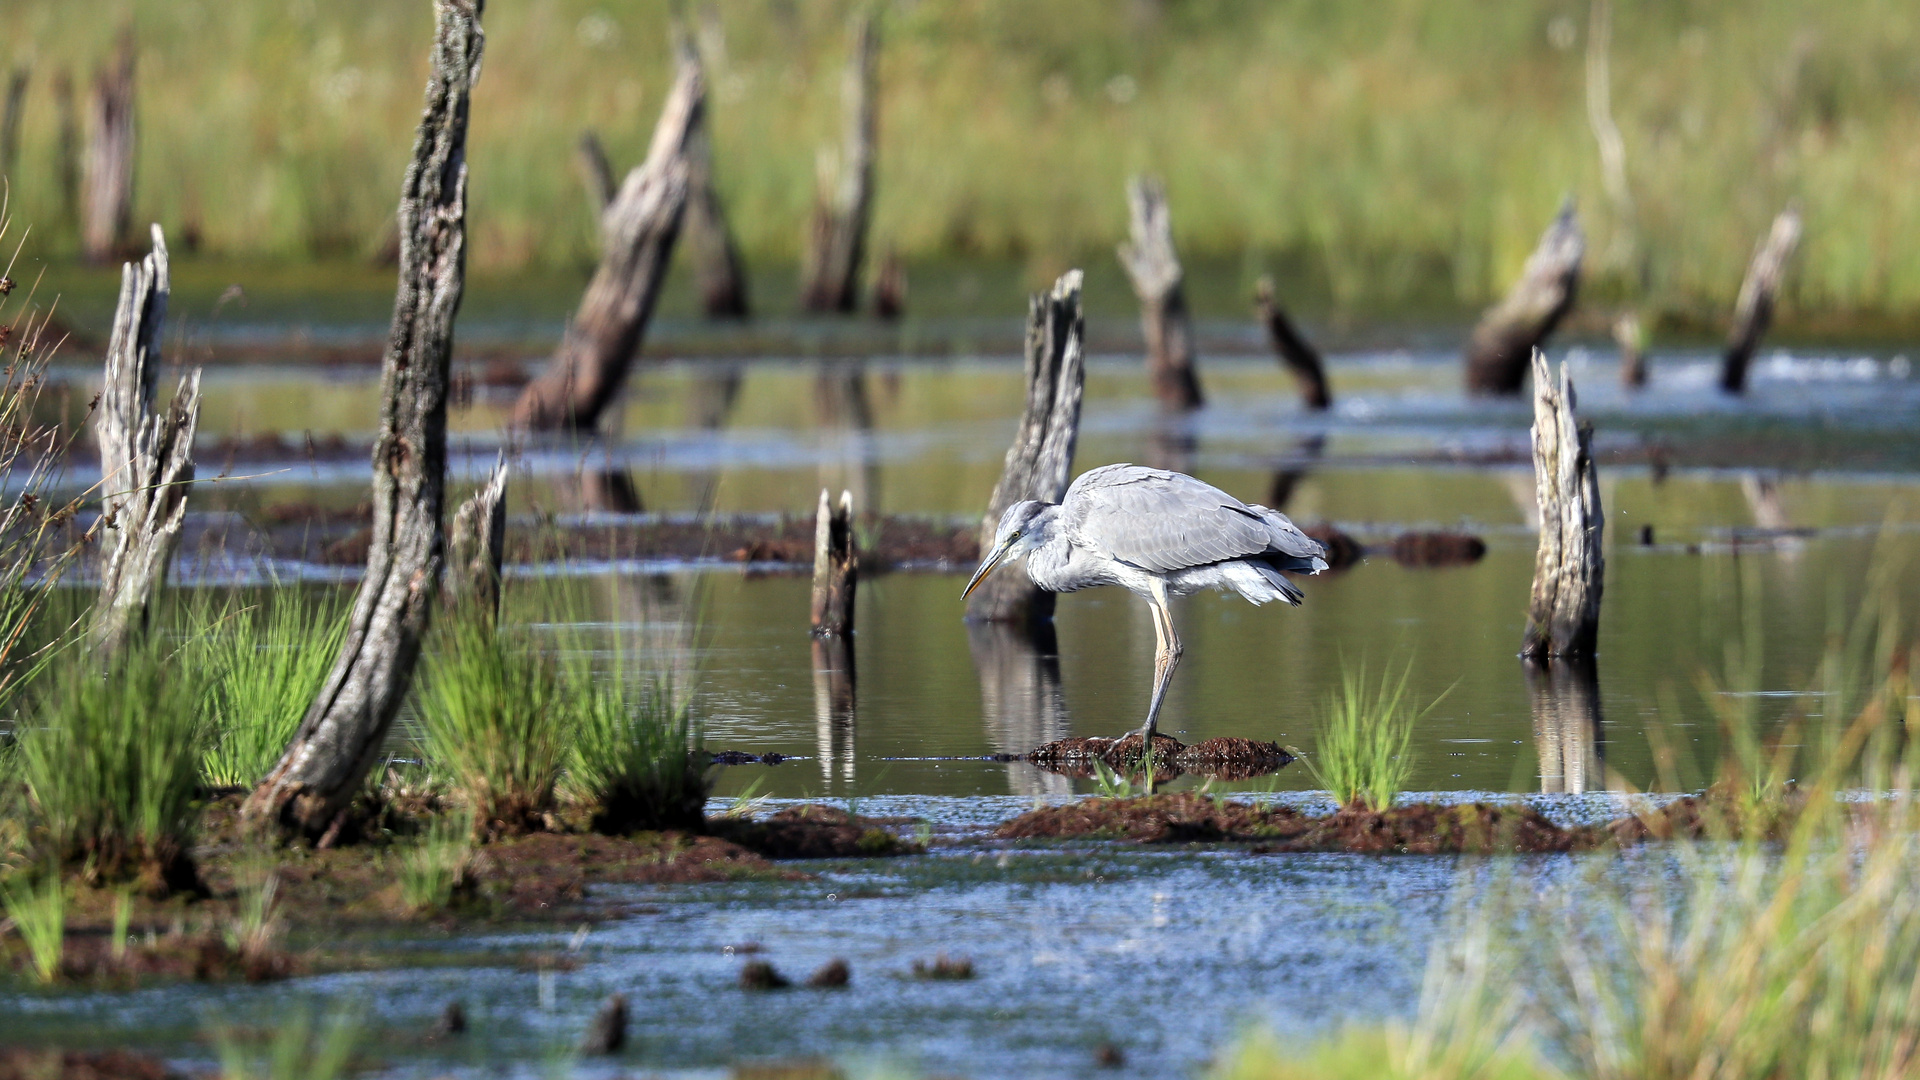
left=195, top=589, right=348, bottom=788
left=214, top=1005, right=363, bottom=1080
left=14, top=637, right=209, bottom=889
left=397, top=810, right=474, bottom=913
left=4, top=2, right=1919, bottom=316
left=418, top=616, right=569, bottom=837
left=1306, top=663, right=1423, bottom=812
left=565, top=670, right=707, bottom=832
left=0, top=869, right=67, bottom=983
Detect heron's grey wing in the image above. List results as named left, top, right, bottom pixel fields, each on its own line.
left=1245, top=503, right=1327, bottom=563
left=1063, top=466, right=1280, bottom=573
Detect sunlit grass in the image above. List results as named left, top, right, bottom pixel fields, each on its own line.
left=214, top=1004, right=364, bottom=1080
left=418, top=616, right=568, bottom=838
left=397, top=810, right=474, bottom=914
left=564, top=669, right=709, bottom=833
left=1305, top=662, right=1423, bottom=812
left=195, top=589, right=349, bottom=788
left=0, top=869, right=67, bottom=983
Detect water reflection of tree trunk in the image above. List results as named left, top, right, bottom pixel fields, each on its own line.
left=812, top=636, right=856, bottom=786
left=815, top=363, right=879, bottom=517
left=1741, top=472, right=1803, bottom=563
left=1267, top=434, right=1326, bottom=512
left=1525, top=657, right=1605, bottom=793
left=967, top=621, right=1071, bottom=797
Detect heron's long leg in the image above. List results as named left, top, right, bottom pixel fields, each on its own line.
left=1139, top=591, right=1183, bottom=745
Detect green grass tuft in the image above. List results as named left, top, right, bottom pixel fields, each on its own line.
left=1306, top=662, right=1423, bottom=812
left=196, top=589, right=349, bottom=788
left=397, top=811, right=474, bottom=914
left=214, top=1005, right=363, bottom=1080
left=418, top=617, right=568, bottom=838
left=0, top=869, right=67, bottom=983
left=565, top=670, right=709, bottom=833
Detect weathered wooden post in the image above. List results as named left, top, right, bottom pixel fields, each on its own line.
left=810, top=488, right=856, bottom=637
left=1614, top=312, right=1647, bottom=389
left=1720, top=206, right=1802, bottom=394
left=1521, top=350, right=1603, bottom=659
left=81, top=30, right=137, bottom=263
left=1525, top=657, right=1605, bottom=793
left=798, top=13, right=876, bottom=314
left=674, top=27, right=750, bottom=319
left=246, top=0, right=484, bottom=841
left=1464, top=202, right=1584, bottom=395
left=967, top=271, right=1085, bottom=626
left=1118, top=177, right=1202, bottom=411
left=91, top=224, right=201, bottom=657
left=446, top=457, right=508, bottom=619
left=574, top=131, right=615, bottom=217
left=1255, top=276, right=1329, bottom=411
left=0, top=66, right=27, bottom=184
left=512, top=59, right=697, bottom=430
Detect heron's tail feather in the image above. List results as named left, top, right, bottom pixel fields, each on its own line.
left=1222, top=559, right=1306, bottom=606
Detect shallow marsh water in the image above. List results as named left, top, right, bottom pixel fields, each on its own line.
left=13, top=339, right=1920, bottom=1076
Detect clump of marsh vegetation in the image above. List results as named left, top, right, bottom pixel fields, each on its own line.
left=565, top=669, right=708, bottom=833
left=1304, top=662, right=1430, bottom=811
left=0, top=868, right=67, bottom=983
left=418, top=616, right=570, bottom=838
left=195, top=589, right=349, bottom=789
left=397, top=810, right=475, bottom=914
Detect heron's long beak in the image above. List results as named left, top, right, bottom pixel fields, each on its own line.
left=962, top=540, right=1012, bottom=599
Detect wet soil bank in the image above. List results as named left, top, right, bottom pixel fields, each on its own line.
left=0, top=1050, right=188, bottom=1080
left=1024, top=734, right=1296, bottom=782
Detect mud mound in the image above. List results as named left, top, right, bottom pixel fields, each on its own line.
left=1390, top=531, right=1488, bottom=567
left=710, top=805, right=925, bottom=859
left=0, top=1051, right=188, bottom=1080
left=997, top=793, right=1601, bottom=853
left=1025, top=734, right=1293, bottom=781
left=1303, top=523, right=1364, bottom=570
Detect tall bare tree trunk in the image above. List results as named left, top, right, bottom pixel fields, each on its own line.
left=0, top=67, right=27, bottom=185
left=512, top=61, right=698, bottom=431
left=575, top=131, right=615, bottom=217
left=673, top=28, right=749, bottom=319
left=1720, top=206, right=1802, bottom=394
left=1254, top=276, right=1329, bottom=411
left=1464, top=202, right=1584, bottom=395
left=91, top=225, right=200, bottom=658
left=967, top=271, right=1085, bottom=627
left=81, top=30, right=136, bottom=264
left=1521, top=350, right=1604, bottom=659
left=798, top=14, right=876, bottom=314
left=245, top=0, right=484, bottom=841
left=1118, top=177, right=1202, bottom=411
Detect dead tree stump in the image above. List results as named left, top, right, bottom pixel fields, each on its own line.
left=1614, top=312, right=1646, bottom=389
left=1118, top=177, right=1202, bottom=411
left=1720, top=206, right=1802, bottom=394
left=810, top=488, right=856, bottom=637
left=675, top=28, right=749, bottom=319
left=512, top=60, right=697, bottom=431
left=871, top=247, right=906, bottom=320
left=246, top=0, right=484, bottom=840
left=575, top=131, right=615, bottom=218
left=0, top=66, right=27, bottom=184
left=447, top=457, right=508, bottom=619
left=81, top=30, right=137, bottom=264
left=54, top=70, right=80, bottom=233
left=967, top=271, right=1085, bottom=627
left=91, top=224, right=200, bottom=657
left=798, top=13, right=876, bottom=314
left=1254, top=276, right=1329, bottom=411
left=1521, top=350, right=1603, bottom=659
left=1464, top=202, right=1584, bottom=395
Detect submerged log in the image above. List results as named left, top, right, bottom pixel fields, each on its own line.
left=246, top=0, right=484, bottom=840
left=1614, top=312, right=1647, bottom=389
left=0, top=66, right=27, bottom=184
left=674, top=28, right=749, bottom=319
left=446, top=457, right=508, bottom=619
left=1254, top=276, right=1329, bottom=411
left=799, top=13, right=877, bottom=314
left=810, top=488, right=856, bottom=636
left=1720, top=206, right=1802, bottom=394
left=575, top=131, right=615, bottom=217
left=1117, top=177, right=1202, bottom=411
left=512, top=60, right=698, bottom=431
left=1521, top=350, right=1604, bottom=659
left=91, top=225, right=201, bottom=657
left=1464, top=202, right=1584, bottom=395
left=81, top=30, right=137, bottom=263
left=967, top=270, right=1085, bottom=626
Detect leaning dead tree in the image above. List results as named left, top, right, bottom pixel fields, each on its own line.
left=967, top=270, right=1086, bottom=627
left=1464, top=202, right=1584, bottom=395
left=798, top=13, right=876, bottom=314
left=246, top=0, right=484, bottom=840
left=512, top=60, right=698, bottom=430
left=91, top=225, right=201, bottom=657
left=674, top=27, right=750, bottom=319
left=1118, top=177, right=1202, bottom=411
left=81, top=30, right=137, bottom=263
left=575, top=131, right=615, bottom=217
left=446, top=457, right=508, bottom=619
left=1521, top=350, right=1603, bottom=659
left=1255, top=276, right=1329, bottom=411
left=1720, top=206, right=1802, bottom=394
left=810, top=488, right=856, bottom=636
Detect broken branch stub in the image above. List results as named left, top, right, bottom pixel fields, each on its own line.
left=967, top=270, right=1085, bottom=627
left=1464, top=202, right=1584, bottom=395
left=513, top=59, right=698, bottom=431
left=447, top=457, right=508, bottom=620
left=810, top=489, right=856, bottom=637
left=1720, top=206, right=1802, bottom=394
left=1522, top=351, right=1604, bottom=659
left=80, top=30, right=136, bottom=263
left=92, top=224, right=201, bottom=657
left=1255, top=276, right=1330, bottom=411
left=575, top=131, right=615, bottom=218
left=245, top=0, right=484, bottom=840
left=798, top=13, right=876, bottom=314
left=1614, top=312, right=1647, bottom=389
left=1117, top=177, right=1202, bottom=411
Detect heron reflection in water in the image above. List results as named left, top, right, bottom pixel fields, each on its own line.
left=964, top=464, right=1327, bottom=744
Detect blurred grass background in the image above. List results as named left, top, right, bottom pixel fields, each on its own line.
left=2, top=0, right=1917, bottom=321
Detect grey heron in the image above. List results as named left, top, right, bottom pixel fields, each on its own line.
left=964, top=463, right=1328, bottom=746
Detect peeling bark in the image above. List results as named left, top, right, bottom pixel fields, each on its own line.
left=1521, top=350, right=1604, bottom=659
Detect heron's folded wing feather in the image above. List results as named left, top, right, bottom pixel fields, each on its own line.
left=1064, top=467, right=1276, bottom=573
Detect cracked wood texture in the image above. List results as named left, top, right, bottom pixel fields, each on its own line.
left=1522, top=351, right=1604, bottom=659
left=1720, top=206, right=1802, bottom=394
left=92, top=224, right=201, bottom=658
left=810, top=488, right=856, bottom=636
left=246, top=0, right=483, bottom=839
left=447, top=456, right=508, bottom=619
left=1118, top=177, right=1202, bottom=411
left=967, top=270, right=1085, bottom=627
left=798, top=13, right=876, bottom=314
left=1464, top=202, right=1584, bottom=395
left=1255, top=276, right=1330, bottom=411
left=513, top=58, right=697, bottom=431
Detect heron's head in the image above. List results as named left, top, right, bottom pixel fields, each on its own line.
left=962, top=500, right=1052, bottom=598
